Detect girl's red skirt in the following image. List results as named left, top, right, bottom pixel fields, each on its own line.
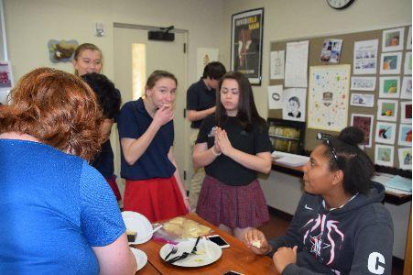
left=123, top=176, right=188, bottom=223
left=196, top=176, right=269, bottom=229
left=106, top=176, right=122, bottom=201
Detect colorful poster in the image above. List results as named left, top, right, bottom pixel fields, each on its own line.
left=308, top=65, right=351, bottom=131
left=231, top=8, right=264, bottom=85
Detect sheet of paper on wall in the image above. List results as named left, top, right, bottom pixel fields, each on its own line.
left=267, top=85, right=283, bottom=109
left=282, top=88, right=307, bottom=122
left=353, top=39, right=379, bottom=75
left=196, top=48, right=219, bottom=79
left=285, top=40, right=309, bottom=88
left=270, top=50, right=285, bottom=79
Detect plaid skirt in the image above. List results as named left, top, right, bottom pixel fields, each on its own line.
left=196, top=176, right=269, bottom=229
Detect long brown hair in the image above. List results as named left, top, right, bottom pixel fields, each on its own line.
left=0, top=67, right=103, bottom=161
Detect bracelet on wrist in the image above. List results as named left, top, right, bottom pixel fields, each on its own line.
left=211, top=146, right=222, bottom=156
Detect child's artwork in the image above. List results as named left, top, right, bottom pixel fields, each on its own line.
left=398, top=148, right=412, bottom=170
left=380, top=52, right=402, bottom=75
left=398, top=124, right=412, bottom=147
left=353, top=39, right=378, bottom=75
left=375, top=122, right=396, bottom=145
left=282, top=88, right=306, bottom=122
left=379, top=77, right=400, bottom=98
left=404, top=52, right=412, bottom=75
left=350, top=76, right=376, bottom=91
left=377, top=99, right=398, bottom=122
left=350, top=114, right=374, bottom=148
left=0, top=62, right=13, bottom=89
left=375, top=145, right=394, bottom=167
left=48, top=39, right=78, bottom=63
left=382, top=27, right=404, bottom=52
left=320, top=39, right=343, bottom=63
left=400, top=101, right=412, bottom=124
left=350, top=93, right=375, bottom=107
left=400, top=77, right=412, bottom=99
left=308, top=65, right=350, bottom=131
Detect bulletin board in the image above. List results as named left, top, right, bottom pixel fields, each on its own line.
left=268, top=25, right=412, bottom=171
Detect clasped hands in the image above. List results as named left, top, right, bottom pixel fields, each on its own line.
left=244, top=229, right=297, bottom=274
left=212, top=127, right=232, bottom=156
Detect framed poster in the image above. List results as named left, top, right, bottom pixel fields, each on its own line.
left=308, top=65, right=351, bottom=131
left=231, top=8, right=264, bottom=85
left=350, top=114, right=374, bottom=148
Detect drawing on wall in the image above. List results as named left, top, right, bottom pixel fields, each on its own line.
left=351, top=114, right=374, bottom=148
left=375, top=144, right=394, bottom=167
left=350, top=93, right=375, bottom=107
left=406, top=26, right=412, bottom=50
left=308, top=65, right=350, bottom=131
left=282, top=88, right=306, bottom=122
left=404, top=52, right=412, bottom=75
left=320, top=39, right=343, bottom=63
left=400, top=101, right=412, bottom=124
left=375, top=121, right=396, bottom=145
left=398, top=124, right=412, bottom=147
left=267, top=85, right=283, bottom=110
left=353, top=39, right=378, bottom=75
left=196, top=48, right=219, bottom=79
left=400, top=77, right=412, bottom=99
left=382, top=27, right=404, bottom=52
left=380, top=52, right=402, bottom=74
left=231, top=8, right=264, bottom=85
left=398, top=147, right=412, bottom=170
left=48, top=39, right=78, bottom=63
left=377, top=99, right=398, bottom=122
left=270, top=50, right=285, bottom=80
left=350, top=76, right=376, bottom=91
left=379, top=76, right=400, bottom=98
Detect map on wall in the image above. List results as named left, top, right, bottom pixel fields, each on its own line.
left=308, top=65, right=351, bottom=132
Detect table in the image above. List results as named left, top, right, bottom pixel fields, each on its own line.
left=133, top=213, right=279, bottom=275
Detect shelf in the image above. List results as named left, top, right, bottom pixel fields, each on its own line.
left=269, top=135, right=300, bottom=141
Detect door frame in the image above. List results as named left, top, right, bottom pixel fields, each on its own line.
left=112, top=22, right=192, bottom=190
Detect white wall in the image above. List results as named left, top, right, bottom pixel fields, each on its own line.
left=4, top=0, right=225, bottom=84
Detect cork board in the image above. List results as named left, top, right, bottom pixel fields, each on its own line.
left=269, top=25, right=411, bottom=169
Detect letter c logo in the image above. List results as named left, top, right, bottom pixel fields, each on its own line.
left=368, top=252, right=385, bottom=274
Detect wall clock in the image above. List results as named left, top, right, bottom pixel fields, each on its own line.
left=326, top=0, right=355, bottom=10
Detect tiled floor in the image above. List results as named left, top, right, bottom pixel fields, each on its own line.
left=258, top=208, right=404, bottom=275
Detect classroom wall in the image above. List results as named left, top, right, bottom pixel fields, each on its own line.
left=3, top=0, right=225, bottom=84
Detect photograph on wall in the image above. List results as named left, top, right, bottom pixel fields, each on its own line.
left=400, top=77, right=412, bottom=99
left=379, top=76, right=400, bottom=98
left=382, top=27, right=404, bottom=52
left=377, top=99, right=398, bottom=122
left=231, top=8, right=264, bottom=85
left=351, top=114, right=374, bottom=147
left=0, top=61, right=13, bottom=89
left=350, top=93, right=375, bottom=107
left=282, top=88, right=306, bottom=122
left=375, top=144, right=394, bottom=167
left=400, top=101, right=412, bottom=124
left=398, top=124, right=412, bottom=147
left=196, top=48, right=219, bottom=79
left=353, top=39, right=378, bottom=75
left=320, top=39, right=343, bottom=63
left=404, top=52, right=412, bottom=75
left=350, top=76, right=376, bottom=91
left=407, top=26, right=412, bottom=50
left=380, top=52, right=402, bottom=74
left=398, top=148, right=412, bottom=170
left=375, top=121, right=396, bottom=145
left=308, top=65, right=350, bottom=131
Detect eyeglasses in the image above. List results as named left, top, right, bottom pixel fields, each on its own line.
left=325, top=138, right=339, bottom=164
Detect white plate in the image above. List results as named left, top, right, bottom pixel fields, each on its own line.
left=130, top=248, right=148, bottom=271
left=159, top=239, right=222, bottom=267
left=122, top=211, right=153, bottom=244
